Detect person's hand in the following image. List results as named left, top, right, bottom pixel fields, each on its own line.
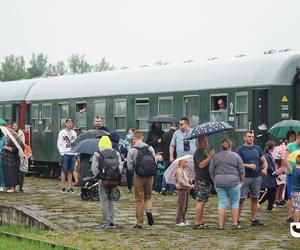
left=262, top=169, right=267, bottom=176
left=249, top=164, right=256, bottom=170
left=208, top=149, right=215, bottom=158
left=158, top=138, right=162, bottom=144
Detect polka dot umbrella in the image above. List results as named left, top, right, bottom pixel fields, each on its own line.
left=186, top=121, right=233, bottom=139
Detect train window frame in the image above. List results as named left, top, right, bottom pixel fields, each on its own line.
left=75, top=102, right=87, bottom=130
left=4, top=104, right=12, bottom=125
left=31, top=104, right=39, bottom=132
left=0, top=105, right=3, bottom=119
left=42, top=103, right=52, bottom=132
left=58, top=103, right=69, bottom=130
left=235, top=92, right=249, bottom=131
left=183, top=95, right=199, bottom=128
left=210, top=94, right=228, bottom=122
left=135, top=98, right=149, bottom=131
left=158, top=96, right=173, bottom=116
left=114, top=99, right=127, bottom=132
left=94, top=100, right=107, bottom=126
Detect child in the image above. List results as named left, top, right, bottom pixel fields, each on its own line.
left=175, top=157, right=194, bottom=226
left=291, top=154, right=300, bottom=222
left=153, top=154, right=165, bottom=194
left=258, top=141, right=277, bottom=211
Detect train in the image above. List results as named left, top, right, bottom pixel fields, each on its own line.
left=0, top=51, right=300, bottom=176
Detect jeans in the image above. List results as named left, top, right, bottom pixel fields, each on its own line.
left=153, top=175, right=163, bottom=192
left=215, top=184, right=241, bottom=209
left=162, top=161, right=174, bottom=192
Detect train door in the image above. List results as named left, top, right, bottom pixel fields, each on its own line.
left=183, top=95, right=199, bottom=128
left=252, top=89, right=268, bottom=147
left=12, top=103, right=30, bottom=145
left=293, top=68, right=300, bottom=120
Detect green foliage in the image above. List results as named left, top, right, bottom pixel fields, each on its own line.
left=68, top=54, right=91, bottom=74
left=93, top=58, right=114, bottom=72
left=45, top=61, right=66, bottom=77
left=27, top=53, right=48, bottom=78
left=0, top=55, right=29, bottom=82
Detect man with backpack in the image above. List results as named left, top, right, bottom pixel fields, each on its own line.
left=127, top=130, right=156, bottom=229
left=91, top=136, right=123, bottom=230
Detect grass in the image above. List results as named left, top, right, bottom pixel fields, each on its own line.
left=0, top=176, right=300, bottom=249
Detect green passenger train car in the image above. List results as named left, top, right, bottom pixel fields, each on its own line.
left=0, top=51, right=300, bottom=174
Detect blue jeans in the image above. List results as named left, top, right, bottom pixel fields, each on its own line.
left=162, top=161, right=174, bottom=192
left=153, top=175, right=163, bottom=192
left=215, top=184, right=241, bottom=209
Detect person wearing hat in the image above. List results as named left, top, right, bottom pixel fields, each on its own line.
left=91, top=136, right=122, bottom=230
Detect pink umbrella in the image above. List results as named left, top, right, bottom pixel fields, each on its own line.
left=164, top=155, right=195, bottom=185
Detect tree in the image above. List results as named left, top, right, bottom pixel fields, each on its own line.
left=68, top=54, right=91, bottom=74
left=45, top=61, right=67, bottom=77
left=27, top=53, right=48, bottom=78
left=93, top=58, right=114, bottom=72
left=0, top=55, right=28, bottom=81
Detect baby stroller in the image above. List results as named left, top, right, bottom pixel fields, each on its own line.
left=80, top=176, right=121, bottom=201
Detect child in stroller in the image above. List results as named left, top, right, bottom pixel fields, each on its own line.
left=81, top=176, right=121, bottom=201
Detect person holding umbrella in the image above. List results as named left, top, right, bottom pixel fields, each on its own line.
left=236, top=131, right=268, bottom=226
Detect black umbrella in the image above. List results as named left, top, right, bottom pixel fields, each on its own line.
left=73, top=138, right=100, bottom=154
left=186, top=121, right=233, bottom=139
left=147, top=115, right=177, bottom=124
left=74, top=129, right=109, bottom=144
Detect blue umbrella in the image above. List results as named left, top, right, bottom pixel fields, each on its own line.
left=186, top=121, right=233, bottom=139
left=72, top=138, right=100, bottom=154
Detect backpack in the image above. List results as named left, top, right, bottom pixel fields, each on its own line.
left=98, top=149, right=120, bottom=188
left=134, top=146, right=157, bottom=177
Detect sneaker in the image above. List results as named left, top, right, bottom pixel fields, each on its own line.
left=67, top=188, right=74, bottom=193
left=287, top=217, right=294, bottom=223
left=128, top=189, right=132, bottom=193
left=19, top=188, right=24, bottom=192
left=184, top=221, right=191, bottom=226
left=161, top=188, right=167, bottom=196
left=218, top=225, right=224, bottom=230
left=109, top=223, right=116, bottom=229
left=100, top=223, right=110, bottom=230
left=232, top=224, right=242, bottom=229
left=251, top=219, right=264, bottom=226
left=134, top=224, right=143, bottom=229
left=61, top=187, right=66, bottom=192
left=176, top=222, right=186, bottom=227
left=152, top=191, right=159, bottom=195
left=237, top=220, right=241, bottom=226
left=146, top=212, right=154, bottom=226
left=0, top=187, right=4, bottom=192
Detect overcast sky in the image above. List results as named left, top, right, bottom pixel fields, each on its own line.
left=1, top=0, right=300, bottom=68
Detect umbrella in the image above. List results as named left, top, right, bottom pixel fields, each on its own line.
left=272, top=143, right=286, bottom=160
left=73, top=138, right=100, bottom=154
left=186, top=121, right=233, bottom=140
left=0, top=126, right=25, bottom=157
left=287, top=150, right=300, bottom=163
left=0, top=117, right=6, bottom=125
left=164, top=155, right=194, bottom=185
left=74, top=129, right=109, bottom=144
left=147, top=115, right=177, bottom=124
left=268, top=120, right=300, bottom=138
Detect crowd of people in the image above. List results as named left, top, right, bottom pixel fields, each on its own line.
left=0, top=122, right=26, bottom=193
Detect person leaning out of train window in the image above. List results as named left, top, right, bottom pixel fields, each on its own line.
left=146, top=122, right=164, bottom=153
left=94, top=116, right=109, bottom=132
left=217, top=98, right=226, bottom=110
left=57, top=118, right=77, bottom=193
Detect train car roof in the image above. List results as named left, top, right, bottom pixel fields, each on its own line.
left=0, top=79, right=37, bottom=102
left=1, top=51, right=300, bottom=102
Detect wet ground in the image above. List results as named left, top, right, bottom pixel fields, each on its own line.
left=0, top=176, right=298, bottom=249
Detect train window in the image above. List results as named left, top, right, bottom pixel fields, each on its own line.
left=42, top=103, right=52, bottom=132
left=4, top=104, right=12, bottom=125
left=0, top=106, right=3, bottom=119
left=59, top=104, right=69, bottom=129
left=210, top=95, right=228, bottom=122
left=235, top=92, right=248, bottom=131
left=114, top=99, right=126, bottom=131
left=75, top=103, right=87, bottom=130
left=136, top=98, right=149, bottom=131
left=94, top=100, right=106, bottom=126
left=158, top=97, right=173, bottom=116
left=183, top=96, right=199, bottom=128
left=31, top=104, right=39, bottom=131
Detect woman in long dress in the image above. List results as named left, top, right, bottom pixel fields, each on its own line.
left=3, top=137, right=20, bottom=192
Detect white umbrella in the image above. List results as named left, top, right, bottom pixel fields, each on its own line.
left=164, top=155, right=195, bottom=185
left=0, top=126, right=25, bottom=157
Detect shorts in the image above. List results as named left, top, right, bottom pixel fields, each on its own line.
left=240, top=176, right=262, bottom=199
left=215, top=184, right=241, bottom=209
left=194, top=179, right=212, bottom=202
left=292, top=192, right=300, bottom=212
left=286, top=174, right=292, bottom=199
left=61, top=154, right=76, bottom=173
